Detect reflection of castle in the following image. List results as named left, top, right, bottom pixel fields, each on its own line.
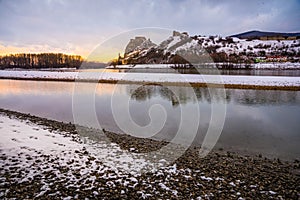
left=128, top=84, right=300, bottom=106
left=129, top=85, right=225, bottom=106
left=130, top=85, right=180, bottom=106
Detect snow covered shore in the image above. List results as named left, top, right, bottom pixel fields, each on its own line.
left=1, top=70, right=300, bottom=89
left=0, top=109, right=299, bottom=199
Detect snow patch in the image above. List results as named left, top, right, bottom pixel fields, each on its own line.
left=200, top=176, right=213, bottom=181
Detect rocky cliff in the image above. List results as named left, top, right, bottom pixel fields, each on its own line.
left=124, top=36, right=156, bottom=56
left=117, top=30, right=300, bottom=66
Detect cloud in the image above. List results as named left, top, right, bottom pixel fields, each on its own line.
left=0, top=0, right=299, bottom=56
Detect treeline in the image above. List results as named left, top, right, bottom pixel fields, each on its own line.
left=0, top=53, right=83, bottom=69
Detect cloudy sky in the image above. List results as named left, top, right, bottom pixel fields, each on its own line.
left=0, top=0, right=299, bottom=60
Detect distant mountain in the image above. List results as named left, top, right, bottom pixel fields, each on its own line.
left=230, top=30, right=300, bottom=39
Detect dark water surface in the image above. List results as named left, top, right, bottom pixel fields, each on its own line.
left=0, top=79, right=299, bottom=160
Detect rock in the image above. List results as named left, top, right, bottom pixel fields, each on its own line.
left=124, top=36, right=156, bottom=55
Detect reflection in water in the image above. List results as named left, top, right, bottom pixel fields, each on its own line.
left=228, top=89, right=300, bottom=105
left=0, top=80, right=74, bottom=95
left=130, top=85, right=231, bottom=106
left=0, top=79, right=299, bottom=160
left=129, top=84, right=300, bottom=106
left=131, top=85, right=179, bottom=106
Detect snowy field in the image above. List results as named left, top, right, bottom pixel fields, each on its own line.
left=0, top=70, right=300, bottom=87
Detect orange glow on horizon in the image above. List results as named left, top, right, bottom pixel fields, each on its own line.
left=0, top=44, right=81, bottom=60
left=87, top=45, right=124, bottom=63
left=0, top=44, right=122, bottom=63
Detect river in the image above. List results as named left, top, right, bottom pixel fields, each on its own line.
left=0, top=79, right=299, bottom=160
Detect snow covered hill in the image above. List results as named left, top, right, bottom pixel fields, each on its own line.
left=230, top=30, right=300, bottom=40
left=114, top=31, right=300, bottom=68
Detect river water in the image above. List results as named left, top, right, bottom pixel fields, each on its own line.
left=0, top=79, right=299, bottom=160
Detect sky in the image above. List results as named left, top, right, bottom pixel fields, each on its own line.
left=0, top=0, right=299, bottom=61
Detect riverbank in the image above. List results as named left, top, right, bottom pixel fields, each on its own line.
left=107, top=62, right=300, bottom=70
left=0, top=108, right=299, bottom=199
left=1, top=70, right=300, bottom=91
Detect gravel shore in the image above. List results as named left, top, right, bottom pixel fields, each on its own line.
left=0, top=108, right=299, bottom=199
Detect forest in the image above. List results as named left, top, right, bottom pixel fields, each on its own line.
left=0, top=53, right=83, bottom=69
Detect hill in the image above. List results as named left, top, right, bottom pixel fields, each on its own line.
left=230, top=30, right=300, bottom=40
left=111, top=30, right=300, bottom=67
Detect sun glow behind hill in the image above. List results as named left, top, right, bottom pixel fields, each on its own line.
left=0, top=29, right=171, bottom=63
left=79, top=29, right=172, bottom=63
